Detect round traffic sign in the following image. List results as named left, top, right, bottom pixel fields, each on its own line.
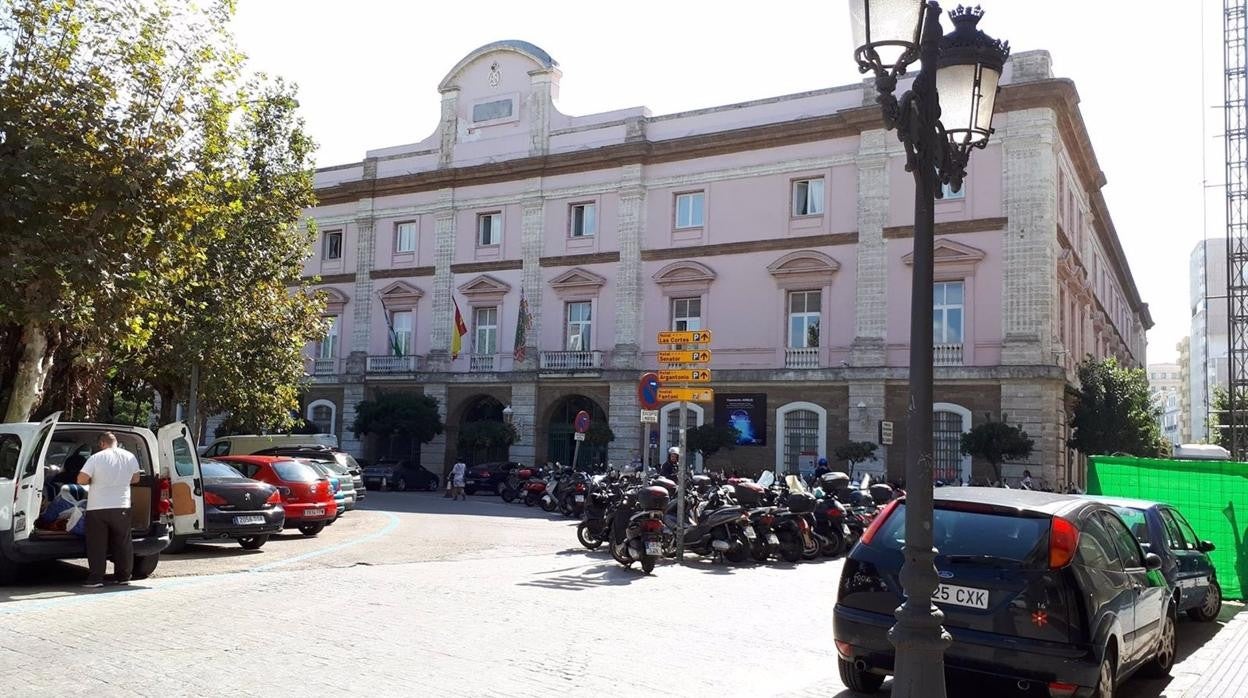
left=638, top=372, right=661, bottom=410
left=574, top=410, right=591, bottom=433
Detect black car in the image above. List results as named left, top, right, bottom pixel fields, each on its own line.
left=165, top=459, right=285, bottom=552
left=1089, top=496, right=1222, bottom=622
left=362, top=458, right=440, bottom=492
left=465, top=461, right=522, bottom=495
left=834, top=488, right=1174, bottom=696
left=254, top=445, right=366, bottom=500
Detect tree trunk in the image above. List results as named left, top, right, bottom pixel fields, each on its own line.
left=3, top=321, right=53, bottom=423
left=158, top=386, right=176, bottom=424
left=989, top=460, right=1003, bottom=487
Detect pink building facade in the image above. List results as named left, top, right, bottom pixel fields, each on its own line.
left=300, top=41, right=1150, bottom=488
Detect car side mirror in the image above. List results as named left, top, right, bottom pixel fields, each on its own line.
left=1144, top=552, right=1163, bottom=571
left=1139, top=541, right=1151, bottom=552
left=1199, top=540, right=1216, bottom=553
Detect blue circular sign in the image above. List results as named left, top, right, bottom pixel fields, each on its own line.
left=574, top=410, right=591, bottom=433
left=638, top=372, right=661, bottom=410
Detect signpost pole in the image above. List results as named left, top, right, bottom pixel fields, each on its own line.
left=677, top=399, right=688, bottom=563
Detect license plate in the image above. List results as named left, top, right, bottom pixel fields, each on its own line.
left=233, top=515, right=266, bottom=526
left=767, top=534, right=779, bottom=545
left=743, top=527, right=757, bottom=539
left=575, top=495, right=585, bottom=502
left=645, top=541, right=662, bottom=556
left=304, top=508, right=325, bottom=517
left=932, top=583, right=989, bottom=609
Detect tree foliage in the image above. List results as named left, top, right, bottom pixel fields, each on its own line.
left=0, top=0, right=322, bottom=431
left=352, top=393, right=445, bottom=447
left=686, top=423, right=741, bottom=466
left=1069, top=356, right=1161, bottom=457
left=960, top=414, right=1035, bottom=485
left=1208, top=387, right=1248, bottom=452
left=457, top=420, right=517, bottom=452
left=833, top=441, right=879, bottom=474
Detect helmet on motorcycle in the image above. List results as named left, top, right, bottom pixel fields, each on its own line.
left=668, top=446, right=680, bottom=455
left=818, top=457, right=828, bottom=466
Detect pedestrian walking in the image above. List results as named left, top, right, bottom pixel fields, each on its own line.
left=450, top=459, right=467, bottom=501
left=76, top=432, right=140, bottom=588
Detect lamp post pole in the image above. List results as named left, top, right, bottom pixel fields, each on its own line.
left=851, top=3, right=1009, bottom=696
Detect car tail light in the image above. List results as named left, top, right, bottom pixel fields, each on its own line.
left=575, top=483, right=586, bottom=493
left=1049, top=517, right=1079, bottom=569
left=834, top=640, right=853, bottom=660
left=641, top=518, right=663, bottom=533
left=859, top=498, right=900, bottom=546
left=266, top=490, right=282, bottom=506
left=203, top=491, right=227, bottom=506
left=158, top=477, right=173, bottom=516
left=1047, top=681, right=1079, bottom=697
left=760, top=514, right=775, bottom=526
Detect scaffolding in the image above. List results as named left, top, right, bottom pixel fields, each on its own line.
left=1225, top=0, right=1248, bottom=459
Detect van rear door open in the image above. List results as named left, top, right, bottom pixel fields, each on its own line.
left=10, top=412, right=61, bottom=542
left=158, top=423, right=204, bottom=536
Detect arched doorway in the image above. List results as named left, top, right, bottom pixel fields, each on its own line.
left=546, top=394, right=607, bottom=468
left=458, top=395, right=509, bottom=464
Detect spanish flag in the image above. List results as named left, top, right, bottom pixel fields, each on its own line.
left=451, top=296, right=468, bottom=359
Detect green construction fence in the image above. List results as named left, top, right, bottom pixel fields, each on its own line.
left=1087, top=455, right=1248, bottom=600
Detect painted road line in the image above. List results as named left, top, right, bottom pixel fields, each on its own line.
left=0, top=512, right=401, bottom=616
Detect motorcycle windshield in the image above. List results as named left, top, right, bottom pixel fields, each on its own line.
left=785, top=474, right=809, bottom=494
left=758, top=471, right=775, bottom=488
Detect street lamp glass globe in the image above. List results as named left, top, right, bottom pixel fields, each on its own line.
left=936, top=5, right=1010, bottom=149
left=850, top=0, right=925, bottom=75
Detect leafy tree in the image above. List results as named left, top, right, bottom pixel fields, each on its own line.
left=353, top=393, right=445, bottom=461
left=579, top=421, right=615, bottom=467
left=457, top=421, right=517, bottom=460
left=833, top=441, right=879, bottom=478
left=1208, top=387, right=1248, bottom=452
left=686, top=423, right=741, bottom=467
left=960, top=414, right=1035, bottom=485
left=1069, top=356, right=1161, bottom=457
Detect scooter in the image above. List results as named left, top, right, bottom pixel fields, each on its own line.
left=665, top=486, right=754, bottom=564
left=610, top=485, right=670, bottom=574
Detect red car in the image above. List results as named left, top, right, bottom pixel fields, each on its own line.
left=217, top=456, right=337, bottom=536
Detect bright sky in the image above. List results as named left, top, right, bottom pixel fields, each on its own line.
left=233, top=1, right=1222, bottom=364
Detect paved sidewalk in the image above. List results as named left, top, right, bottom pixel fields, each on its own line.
left=1174, top=604, right=1248, bottom=697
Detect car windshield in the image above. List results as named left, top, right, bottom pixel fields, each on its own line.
left=1111, top=506, right=1151, bottom=544
left=340, top=453, right=361, bottom=470
left=875, top=504, right=1049, bottom=565
left=201, top=460, right=244, bottom=479
left=272, top=460, right=319, bottom=483
left=306, top=459, right=347, bottom=475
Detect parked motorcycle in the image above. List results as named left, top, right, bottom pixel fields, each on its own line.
left=610, top=484, right=670, bottom=574
left=665, top=485, right=753, bottom=564
left=576, top=475, right=620, bottom=550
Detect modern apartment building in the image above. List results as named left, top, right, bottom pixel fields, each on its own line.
left=1189, top=239, right=1229, bottom=442
left=1177, top=336, right=1193, bottom=443
left=298, top=41, right=1151, bottom=489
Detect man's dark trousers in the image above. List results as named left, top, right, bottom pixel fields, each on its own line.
left=85, top=508, right=132, bottom=584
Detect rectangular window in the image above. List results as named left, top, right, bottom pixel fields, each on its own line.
left=473, top=306, right=498, bottom=355
left=322, top=231, right=343, bottom=260
left=566, top=301, right=592, bottom=351
left=792, top=178, right=825, bottom=216
left=390, top=311, right=413, bottom=356
left=940, top=181, right=966, bottom=200
left=787, top=290, right=821, bottom=348
left=675, top=192, right=705, bottom=229
left=570, top=203, right=597, bottom=237
left=395, top=222, right=416, bottom=253
left=318, top=316, right=340, bottom=359
left=671, top=297, right=702, bottom=331
left=472, top=98, right=514, bottom=123
left=933, top=281, right=965, bottom=344
left=477, top=213, right=502, bottom=246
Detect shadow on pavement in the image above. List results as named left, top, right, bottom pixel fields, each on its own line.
left=163, top=543, right=264, bottom=560
left=516, top=562, right=645, bottom=590
left=1125, top=603, right=1246, bottom=698
left=359, top=491, right=564, bottom=520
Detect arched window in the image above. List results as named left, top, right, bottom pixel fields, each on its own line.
left=659, top=403, right=704, bottom=471
left=932, top=402, right=972, bottom=484
left=775, top=401, right=827, bottom=477
left=307, top=400, right=337, bottom=436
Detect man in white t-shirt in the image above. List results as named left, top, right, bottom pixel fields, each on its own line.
left=76, top=432, right=141, bottom=588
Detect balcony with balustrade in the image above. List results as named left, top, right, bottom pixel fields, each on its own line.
left=933, top=343, right=964, bottom=366
left=468, top=354, right=497, bottom=372
left=784, top=347, right=820, bottom=369
left=311, top=358, right=337, bottom=376
left=366, top=355, right=423, bottom=374
left=539, top=351, right=605, bottom=371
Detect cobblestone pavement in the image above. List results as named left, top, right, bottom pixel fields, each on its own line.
left=0, top=492, right=1243, bottom=697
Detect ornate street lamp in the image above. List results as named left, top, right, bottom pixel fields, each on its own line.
left=848, top=3, right=1008, bottom=697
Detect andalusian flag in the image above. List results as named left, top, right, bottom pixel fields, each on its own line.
left=451, top=296, right=468, bottom=359
left=513, top=290, right=531, bottom=362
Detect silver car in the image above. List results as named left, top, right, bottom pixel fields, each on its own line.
left=304, top=459, right=357, bottom=511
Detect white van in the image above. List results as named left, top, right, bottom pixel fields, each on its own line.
left=0, top=413, right=205, bottom=585
left=201, top=433, right=337, bottom=458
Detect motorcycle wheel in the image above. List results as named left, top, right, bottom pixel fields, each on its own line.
left=724, top=530, right=752, bottom=564
left=500, top=487, right=517, bottom=503
left=577, top=522, right=603, bottom=550
left=801, top=537, right=821, bottom=560
left=750, top=539, right=771, bottom=563
left=541, top=496, right=558, bottom=513
left=778, top=532, right=802, bottom=563
left=641, top=554, right=656, bottom=575
left=610, top=534, right=633, bottom=567
left=821, top=530, right=846, bottom=558
left=524, top=493, right=537, bottom=507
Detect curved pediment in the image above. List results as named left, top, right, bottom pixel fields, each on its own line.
left=318, top=287, right=350, bottom=315
left=652, top=260, right=717, bottom=286
left=766, top=250, right=840, bottom=288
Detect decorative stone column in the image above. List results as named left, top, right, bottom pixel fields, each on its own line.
left=1000, top=108, right=1059, bottom=366
left=608, top=381, right=640, bottom=467
left=847, top=381, right=887, bottom=474
left=428, top=197, right=455, bottom=370
left=509, top=382, right=537, bottom=464
left=421, top=383, right=449, bottom=475
left=999, top=379, right=1063, bottom=486
left=438, top=89, right=458, bottom=168
left=850, top=129, right=890, bottom=367
left=613, top=164, right=645, bottom=369
left=518, top=196, right=544, bottom=370
left=339, top=382, right=367, bottom=457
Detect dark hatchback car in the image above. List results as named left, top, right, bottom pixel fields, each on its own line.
left=834, top=488, right=1174, bottom=697
left=1088, top=496, right=1222, bottom=622
left=465, top=461, right=521, bottom=496
left=165, top=459, right=285, bottom=552
left=362, top=458, right=440, bottom=492
left=254, top=445, right=365, bottom=500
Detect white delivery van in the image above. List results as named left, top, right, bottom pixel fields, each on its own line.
left=0, top=413, right=205, bottom=585
left=201, top=433, right=337, bottom=458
